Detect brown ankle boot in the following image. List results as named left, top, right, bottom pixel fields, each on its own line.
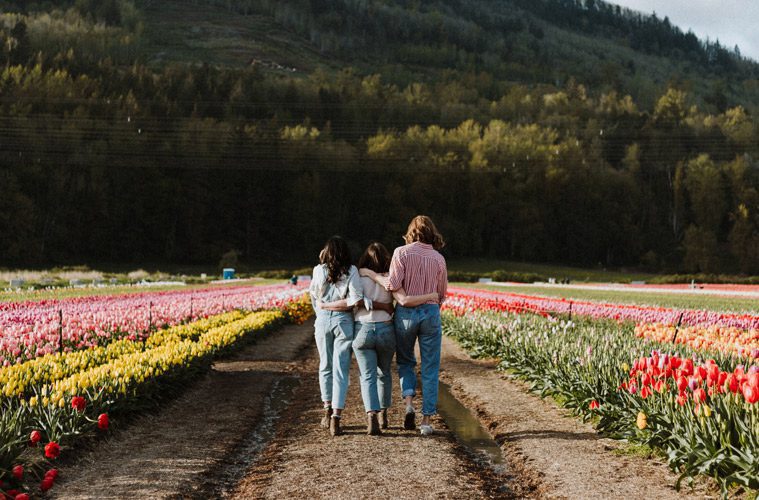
left=378, top=409, right=388, bottom=429
left=330, top=415, right=342, bottom=436
left=367, top=413, right=381, bottom=436
left=320, top=407, right=333, bottom=428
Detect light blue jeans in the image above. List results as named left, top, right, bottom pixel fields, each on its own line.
left=394, top=304, right=442, bottom=416
left=314, top=311, right=354, bottom=409
left=353, top=321, right=395, bottom=412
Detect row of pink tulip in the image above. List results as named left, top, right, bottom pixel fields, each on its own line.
left=0, top=284, right=306, bottom=365
left=445, top=287, right=759, bottom=331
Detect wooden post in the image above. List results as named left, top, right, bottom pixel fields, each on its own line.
left=671, top=312, right=685, bottom=344
left=190, top=296, right=193, bottom=319
left=58, top=309, right=63, bottom=354
left=149, top=301, right=153, bottom=331
left=568, top=301, right=573, bottom=320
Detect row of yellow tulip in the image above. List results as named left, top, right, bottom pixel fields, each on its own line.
left=0, top=311, right=248, bottom=399
left=44, top=311, right=284, bottom=405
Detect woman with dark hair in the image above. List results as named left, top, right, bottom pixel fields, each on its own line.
left=362, top=216, right=447, bottom=436
left=309, top=236, right=363, bottom=436
left=310, top=236, right=394, bottom=436
left=321, top=242, right=436, bottom=435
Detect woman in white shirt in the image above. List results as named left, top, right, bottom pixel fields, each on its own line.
left=310, top=236, right=393, bottom=436
left=321, top=242, right=436, bottom=435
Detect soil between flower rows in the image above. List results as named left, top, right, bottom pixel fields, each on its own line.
left=49, top=323, right=314, bottom=499
left=48, top=322, right=718, bottom=499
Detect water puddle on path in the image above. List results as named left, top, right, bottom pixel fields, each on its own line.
left=437, top=381, right=507, bottom=473
left=214, top=376, right=300, bottom=497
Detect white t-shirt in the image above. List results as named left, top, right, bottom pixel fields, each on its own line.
left=354, top=275, right=392, bottom=323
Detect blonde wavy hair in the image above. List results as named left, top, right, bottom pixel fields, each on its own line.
left=403, top=215, right=445, bottom=250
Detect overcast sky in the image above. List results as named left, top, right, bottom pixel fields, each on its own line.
left=610, top=0, right=759, bottom=61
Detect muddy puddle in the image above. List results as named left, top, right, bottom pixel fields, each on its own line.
left=437, top=381, right=508, bottom=474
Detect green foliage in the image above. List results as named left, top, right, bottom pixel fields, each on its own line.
left=444, top=312, right=759, bottom=493
left=0, top=0, right=757, bottom=275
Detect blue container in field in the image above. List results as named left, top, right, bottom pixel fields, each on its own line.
left=223, top=268, right=235, bottom=280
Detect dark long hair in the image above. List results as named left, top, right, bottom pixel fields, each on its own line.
left=320, top=236, right=352, bottom=283
left=358, top=242, right=391, bottom=274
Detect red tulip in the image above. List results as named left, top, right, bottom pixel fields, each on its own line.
left=11, top=465, right=23, bottom=480
left=29, top=430, right=42, bottom=446
left=40, top=476, right=54, bottom=492
left=743, top=384, right=759, bottom=404
left=15, top=493, right=30, bottom=500
left=727, top=374, right=739, bottom=393
left=589, top=400, right=600, bottom=410
left=44, top=441, right=60, bottom=459
left=45, top=468, right=59, bottom=480
left=682, top=359, right=694, bottom=376
left=676, top=376, right=688, bottom=392
left=640, top=386, right=651, bottom=399
left=676, top=394, right=687, bottom=406
left=693, top=388, right=706, bottom=403
left=71, top=396, right=86, bottom=412
left=748, top=372, right=759, bottom=389
left=97, top=413, right=109, bottom=430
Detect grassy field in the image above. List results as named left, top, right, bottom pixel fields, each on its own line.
left=0, top=279, right=284, bottom=303
left=449, top=258, right=656, bottom=283
left=459, top=283, right=759, bottom=314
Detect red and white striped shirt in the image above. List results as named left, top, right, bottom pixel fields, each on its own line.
left=388, top=242, right=447, bottom=305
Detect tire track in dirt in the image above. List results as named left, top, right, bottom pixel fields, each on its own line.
left=439, top=336, right=718, bottom=499
left=230, top=345, right=510, bottom=499
left=49, top=323, right=314, bottom=499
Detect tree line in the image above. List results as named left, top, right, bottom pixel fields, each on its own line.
left=0, top=3, right=757, bottom=273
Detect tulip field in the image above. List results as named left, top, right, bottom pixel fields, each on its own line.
left=0, top=283, right=307, bottom=365
left=443, top=287, right=759, bottom=493
left=0, top=283, right=310, bottom=498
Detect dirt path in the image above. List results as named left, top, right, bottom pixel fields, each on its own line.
left=231, top=343, right=503, bottom=499
left=439, top=336, right=716, bottom=499
left=50, top=323, right=314, bottom=499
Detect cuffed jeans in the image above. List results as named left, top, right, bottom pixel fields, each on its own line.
left=314, top=311, right=354, bottom=410
left=394, top=304, right=442, bottom=416
left=353, top=321, right=395, bottom=412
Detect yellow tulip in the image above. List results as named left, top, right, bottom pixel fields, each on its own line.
left=636, top=411, right=647, bottom=430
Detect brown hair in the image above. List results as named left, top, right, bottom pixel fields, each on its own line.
left=319, top=236, right=352, bottom=283
left=403, top=215, right=445, bottom=250
left=358, top=242, right=391, bottom=274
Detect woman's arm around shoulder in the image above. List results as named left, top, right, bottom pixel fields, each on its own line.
left=393, top=288, right=439, bottom=307
left=359, top=268, right=390, bottom=289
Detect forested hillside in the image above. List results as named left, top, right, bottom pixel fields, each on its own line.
left=0, top=0, right=757, bottom=273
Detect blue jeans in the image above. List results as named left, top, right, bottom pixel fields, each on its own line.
left=394, top=304, right=442, bottom=416
left=314, top=311, right=354, bottom=409
left=353, top=321, right=395, bottom=412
